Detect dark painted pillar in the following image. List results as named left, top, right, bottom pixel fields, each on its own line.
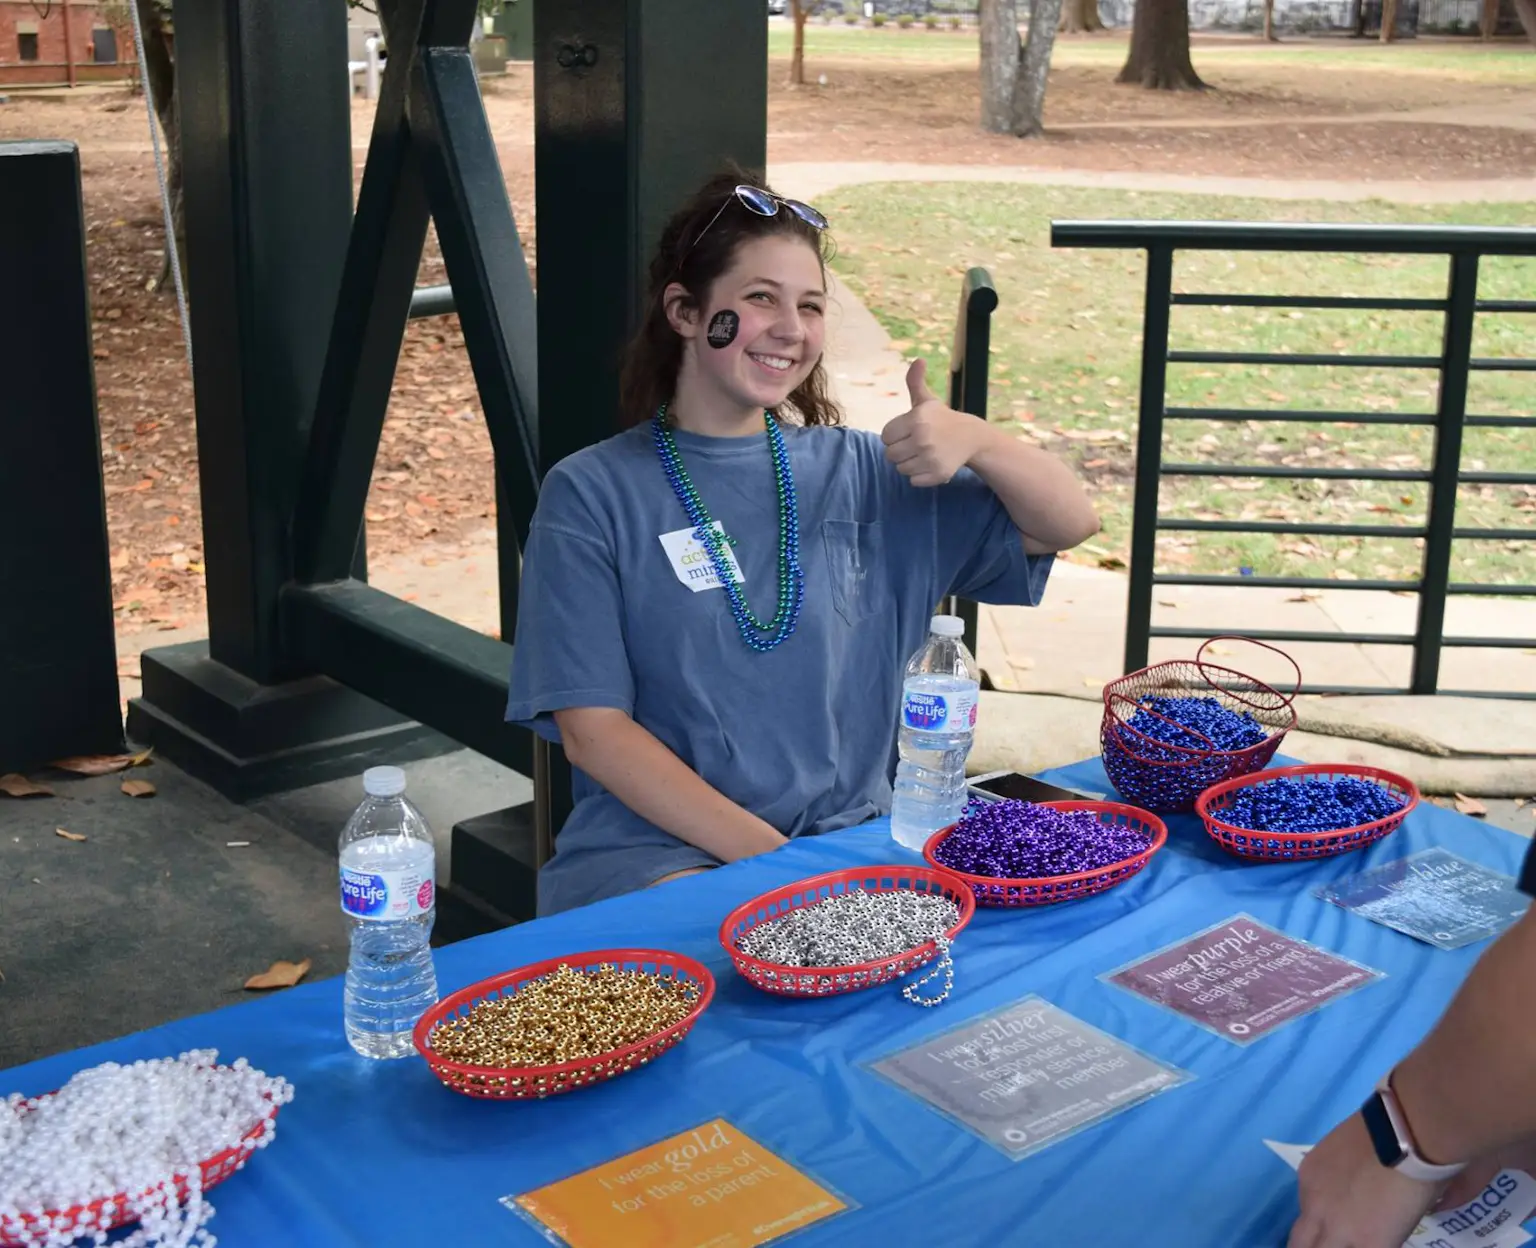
left=534, top=0, right=769, bottom=473
left=0, top=142, right=124, bottom=771
left=127, top=0, right=448, bottom=798
left=176, top=0, right=354, bottom=682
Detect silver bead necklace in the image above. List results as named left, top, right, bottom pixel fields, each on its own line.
left=737, top=889, right=960, bottom=1007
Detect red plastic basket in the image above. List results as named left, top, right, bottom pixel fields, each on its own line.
left=412, top=948, right=714, bottom=1101
left=0, top=1085, right=280, bottom=1248
left=1101, top=636, right=1301, bottom=813
left=1195, top=763, right=1419, bottom=862
left=718, top=865, right=975, bottom=998
left=922, top=801, right=1168, bottom=908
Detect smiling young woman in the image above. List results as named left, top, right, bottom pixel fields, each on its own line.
left=505, top=167, right=1100, bottom=916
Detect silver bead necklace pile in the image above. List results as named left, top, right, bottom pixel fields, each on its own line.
left=0, top=1050, right=295, bottom=1248
left=738, top=889, right=960, bottom=1007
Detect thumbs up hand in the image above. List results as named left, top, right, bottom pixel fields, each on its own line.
left=881, top=358, right=990, bottom=488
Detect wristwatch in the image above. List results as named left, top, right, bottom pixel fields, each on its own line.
left=1360, top=1074, right=1466, bottom=1183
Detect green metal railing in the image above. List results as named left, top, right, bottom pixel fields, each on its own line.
left=1050, top=220, right=1536, bottom=697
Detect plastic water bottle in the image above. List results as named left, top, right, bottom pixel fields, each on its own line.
left=891, top=615, right=980, bottom=851
left=339, top=766, right=439, bottom=1059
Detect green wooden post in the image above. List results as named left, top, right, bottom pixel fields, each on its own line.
left=128, top=0, right=444, bottom=797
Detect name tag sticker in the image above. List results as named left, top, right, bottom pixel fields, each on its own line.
left=659, top=524, right=744, bottom=594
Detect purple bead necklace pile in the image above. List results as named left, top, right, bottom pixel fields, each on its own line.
left=933, top=799, right=1152, bottom=880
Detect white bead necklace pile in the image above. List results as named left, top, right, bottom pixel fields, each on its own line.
left=0, top=1050, right=295, bottom=1248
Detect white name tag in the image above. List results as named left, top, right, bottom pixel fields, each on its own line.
left=659, top=523, right=744, bottom=593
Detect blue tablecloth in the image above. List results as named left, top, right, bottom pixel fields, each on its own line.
left=6, top=757, right=1533, bottom=1247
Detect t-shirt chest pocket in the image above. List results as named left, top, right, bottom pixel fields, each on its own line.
left=821, top=518, right=887, bottom=626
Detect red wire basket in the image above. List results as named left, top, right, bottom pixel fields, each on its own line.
left=1100, top=636, right=1301, bottom=813
left=718, top=865, right=975, bottom=998
left=1195, top=763, right=1419, bottom=863
left=0, top=1085, right=280, bottom=1248
left=922, top=801, right=1168, bottom=908
left=412, top=948, right=715, bottom=1101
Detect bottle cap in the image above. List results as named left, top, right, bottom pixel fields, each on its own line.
left=363, top=765, right=407, bottom=797
left=929, top=615, right=964, bottom=637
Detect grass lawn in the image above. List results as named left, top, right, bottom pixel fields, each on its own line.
left=825, top=183, right=1536, bottom=585
left=767, top=24, right=1536, bottom=83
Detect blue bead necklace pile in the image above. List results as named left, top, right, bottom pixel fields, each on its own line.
left=1125, top=695, right=1268, bottom=756
left=1218, top=776, right=1407, bottom=834
left=651, top=405, right=804, bottom=653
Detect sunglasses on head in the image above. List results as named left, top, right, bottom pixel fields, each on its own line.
left=683, top=185, right=830, bottom=262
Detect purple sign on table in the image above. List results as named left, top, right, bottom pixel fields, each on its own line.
left=1101, top=914, right=1384, bottom=1046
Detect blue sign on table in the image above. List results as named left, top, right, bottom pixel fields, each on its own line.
left=1313, top=847, right=1530, bottom=951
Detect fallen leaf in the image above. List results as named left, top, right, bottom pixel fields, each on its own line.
left=0, top=774, right=53, bottom=798
left=1157, top=599, right=1178, bottom=608
left=1454, top=793, right=1488, bottom=817
left=50, top=748, right=153, bottom=776
left=55, top=828, right=88, bottom=842
left=1097, top=556, right=1127, bottom=571
left=1286, top=592, right=1323, bottom=603
left=120, top=779, right=157, bottom=798
left=244, top=958, right=312, bottom=991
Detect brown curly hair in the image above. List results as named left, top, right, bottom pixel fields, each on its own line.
left=618, top=165, right=843, bottom=429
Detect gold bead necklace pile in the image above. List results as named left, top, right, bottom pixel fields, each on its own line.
left=428, top=963, right=700, bottom=1068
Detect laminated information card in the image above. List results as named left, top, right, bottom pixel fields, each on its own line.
left=868, top=995, right=1191, bottom=1160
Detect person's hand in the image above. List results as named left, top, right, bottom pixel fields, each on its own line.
left=881, top=359, right=991, bottom=487
left=1288, top=1113, right=1445, bottom=1248
left=1434, top=1137, right=1536, bottom=1210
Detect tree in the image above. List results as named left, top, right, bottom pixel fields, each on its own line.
left=1262, top=0, right=1277, bottom=40
left=978, top=0, right=1065, bottom=138
left=1058, top=0, right=1104, bottom=34
left=134, top=0, right=182, bottom=296
left=1515, top=0, right=1536, bottom=43
left=1379, top=0, right=1399, bottom=40
left=1013, top=0, right=1066, bottom=136
left=1481, top=0, right=1499, bottom=37
left=788, top=0, right=821, bottom=86
left=1116, top=0, right=1205, bottom=90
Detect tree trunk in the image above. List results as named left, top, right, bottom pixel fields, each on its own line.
left=979, top=0, right=1021, bottom=132
left=1013, top=0, right=1065, bottom=136
left=1116, top=0, right=1205, bottom=89
left=1480, top=0, right=1499, bottom=36
left=789, top=0, right=814, bottom=85
left=1058, top=0, right=1104, bottom=33
left=136, top=0, right=185, bottom=298
left=1379, top=0, right=1399, bottom=40
left=1263, top=0, right=1277, bottom=39
left=1511, top=0, right=1536, bottom=44
left=1349, top=0, right=1366, bottom=33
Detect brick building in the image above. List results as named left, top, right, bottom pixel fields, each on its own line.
left=0, top=0, right=137, bottom=89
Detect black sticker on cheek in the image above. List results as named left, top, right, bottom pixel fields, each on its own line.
left=705, top=309, right=740, bottom=349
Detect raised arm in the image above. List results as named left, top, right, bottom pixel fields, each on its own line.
left=880, top=359, right=1100, bottom=556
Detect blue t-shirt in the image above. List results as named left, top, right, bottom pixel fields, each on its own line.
left=505, top=421, right=1053, bottom=915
